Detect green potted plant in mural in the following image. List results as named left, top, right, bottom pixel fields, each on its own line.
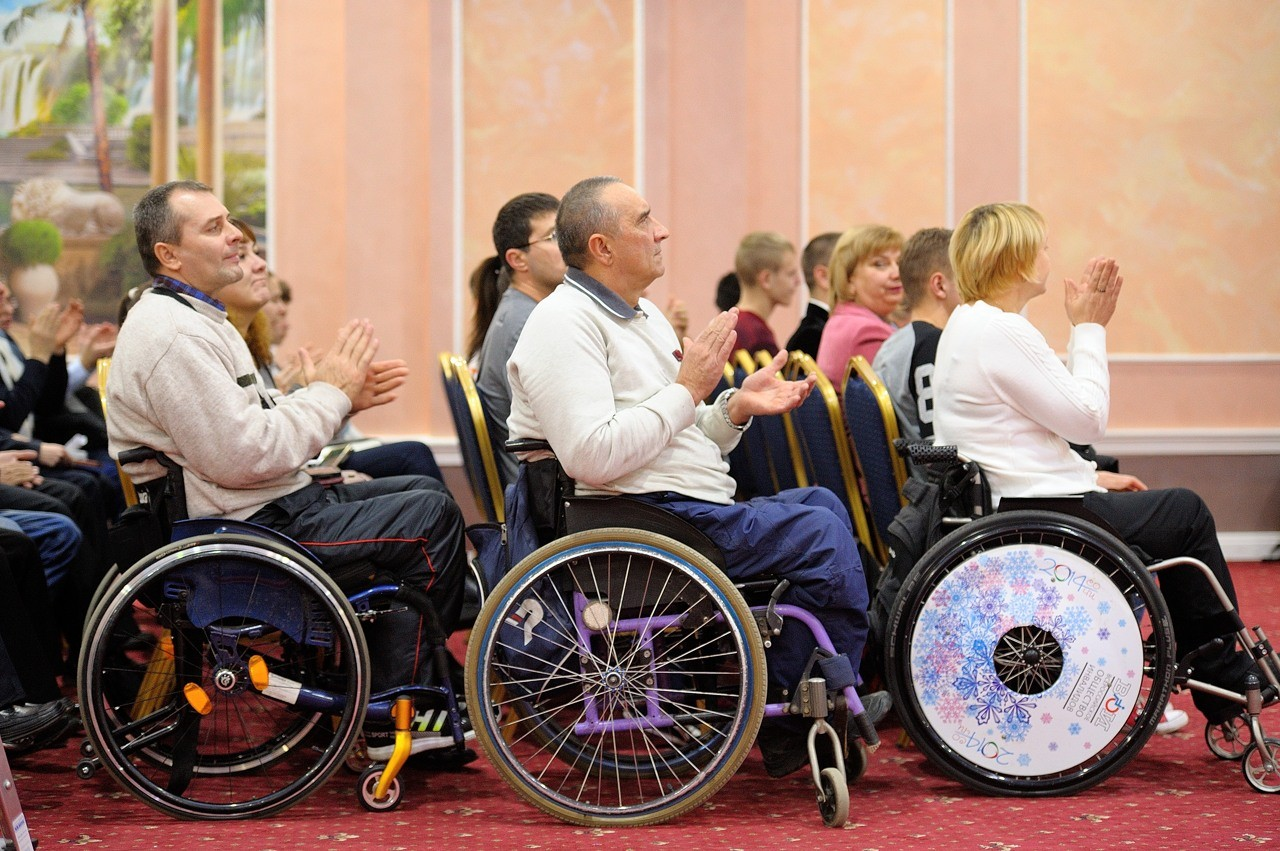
left=1, top=219, right=64, bottom=320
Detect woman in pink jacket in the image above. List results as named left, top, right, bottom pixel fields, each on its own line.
left=815, top=224, right=904, bottom=381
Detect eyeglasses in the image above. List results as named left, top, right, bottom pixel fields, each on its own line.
left=521, top=230, right=556, bottom=249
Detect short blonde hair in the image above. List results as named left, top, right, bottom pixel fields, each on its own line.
left=829, top=224, right=903, bottom=308
left=949, top=203, right=1046, bottom=303
left=734, top=231, right=794, bottom=288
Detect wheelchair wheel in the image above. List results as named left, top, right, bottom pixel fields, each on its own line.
left=1206, top=716, right=1252, bottom=760
left=467, top=528, right=766, bottom=826
left=885, top=510, right=1175, bottom=796
left=1241, top=738, right=1280, bottom=793
left=79, top=533, right=370, bottom=819
left=817, top=766, right=849, bottom=827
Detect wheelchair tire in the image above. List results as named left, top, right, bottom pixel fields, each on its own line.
left=467, top=528, right=766, bottom=826
left=885, top=510, right=1175, bottom=796
left=79, top=533, right=370, bottom=819
left=1206, top=716, right=1252, bottom=761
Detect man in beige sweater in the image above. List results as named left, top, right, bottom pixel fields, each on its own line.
left=108, top=180, right=469, bottom=760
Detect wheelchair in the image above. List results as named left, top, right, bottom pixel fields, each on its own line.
left=465, top=441, right=882, bottom=828
left=882, top=443, right=1280, bottom=796
left=75, top=449, right=477, bottom=819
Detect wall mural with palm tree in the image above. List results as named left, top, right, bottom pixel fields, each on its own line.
left=0, top=0, right=265, bottom=324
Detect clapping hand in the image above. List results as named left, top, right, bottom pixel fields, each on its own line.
left=302, top=320, right=378, bottom=404
left=351, top=359, right=409, bottom=413
left=727, top=350, right=815, bottom=424
left=675, top=309, right=739, bottom=404
left=1064, top=257, right=1122, bottom=327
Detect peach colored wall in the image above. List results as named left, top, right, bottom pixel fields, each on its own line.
left=1024, top=1, right=1280, bottom=356
left=462, top=0, right=635, bottom=286
left=807, top=0, right=947, bottom=238
left=271, top=1, right=1280, bottom=531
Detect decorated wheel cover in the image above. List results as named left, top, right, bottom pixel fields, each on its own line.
left=910, top=543, right=1146, bottom=776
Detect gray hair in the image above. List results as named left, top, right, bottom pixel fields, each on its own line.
left=556, top=175, right=623, bottom=269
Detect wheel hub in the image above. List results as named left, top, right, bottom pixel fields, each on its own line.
left=213, top=666, right=244, bottom=693
left=993, top=625, right=1064, bottom=695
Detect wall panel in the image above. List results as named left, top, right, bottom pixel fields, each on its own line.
left=807, top=0, right=947, bottom=236
left=1025, top=1, right=1280, bottom=355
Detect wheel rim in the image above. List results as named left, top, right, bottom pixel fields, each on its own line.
left=80, top=538, right=368, bottom=819
left=891, top=512, right=1174, bottom=794
left=469, top=532, right=764, bottom=824
left=1206, top=716, right=1252, bottom=760
left=1243, top=739, right=1280, bottom=793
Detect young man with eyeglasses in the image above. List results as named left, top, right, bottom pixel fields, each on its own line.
left=474, top=192, right=565, bottom=484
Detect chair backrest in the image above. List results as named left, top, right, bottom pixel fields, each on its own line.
left=96, top=357, right=138, bottom=507
left=438, top=353, right=505, bottom=523
left=842, top=355, right=908, bottom=549
left=725, top=350, right=798, bottom=498
left=779, top=352, right=880, bottom=561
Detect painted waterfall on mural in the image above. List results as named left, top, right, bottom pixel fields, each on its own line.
left=0, top=0, right=265, bottom=325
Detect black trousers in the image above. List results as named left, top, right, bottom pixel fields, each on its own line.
left=0, top=529, right=61, bottom=705
left=1083, top=487, right=1254, bottom=720
left=248, top=476, right=466, bottom=694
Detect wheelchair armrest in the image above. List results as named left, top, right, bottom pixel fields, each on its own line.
left=118, top=446, right=158, bottom=466
left=118, top=446, right=189, bottom=522
left=118, top=446, right=183, bottom=475
left=894, top=439, right=958, bottom=464
left=506, top=438, right=551, bottom=454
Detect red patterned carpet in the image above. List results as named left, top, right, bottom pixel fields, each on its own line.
left=8, top=563, right=1278, bottom=850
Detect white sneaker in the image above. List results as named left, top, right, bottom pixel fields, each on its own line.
left=1156, top=706, right=1189, bottom=734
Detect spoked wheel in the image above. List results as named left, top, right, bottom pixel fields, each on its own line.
left=467, top=528, right=766, bottom=827
left=79, top=534, right=369, bottom=819
left=885, top=511, right=1176, bottom=796
left=1206, top=716, right=1253, bottom=760
left=1241, top=738, right=1280, bottom=793
left=817, top=766, right=849, bottom=827
left=357, top=765, right=402, bottom=811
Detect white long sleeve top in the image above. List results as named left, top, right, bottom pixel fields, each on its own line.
left=931, top=300, right=1108, bottom=501
left=506, top=269, right=743, bottom=504
left=106, top=287, right=350, bottom=519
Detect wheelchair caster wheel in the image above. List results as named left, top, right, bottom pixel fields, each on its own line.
left=357, top=765, right=402, bottom=812
left=1206, top=716, right=1252, bottom=761
left=1241, top=738, right=1280, bottom=794
left=79, top=738, right=95, bottom=758
left=817, top=766, right=848, bottom=827
left=75, top=757, right=98, bottom=779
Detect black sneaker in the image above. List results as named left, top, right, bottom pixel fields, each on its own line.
left=0, top=699, right=74, bottom=753
left=758, top=691, right=892, bottom=779
left=757, top=717, right=818, bottom=779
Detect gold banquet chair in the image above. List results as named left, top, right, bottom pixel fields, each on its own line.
left=438, top=353, right=505, bottom=524
left=778, top=352, right=882, bottom=574
left=841, top=355, right=909, bottom=552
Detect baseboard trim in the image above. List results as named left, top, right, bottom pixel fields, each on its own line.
left=1097, top=428, right=1280, bottom=456
left=1220, top=532, right=1280, bottom=563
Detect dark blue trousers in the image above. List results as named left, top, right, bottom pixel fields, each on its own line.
left=637, top=486, right=870, bottom=692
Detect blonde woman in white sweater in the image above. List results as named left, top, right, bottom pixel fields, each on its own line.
left=932, top=202, right=1264, bottom=725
